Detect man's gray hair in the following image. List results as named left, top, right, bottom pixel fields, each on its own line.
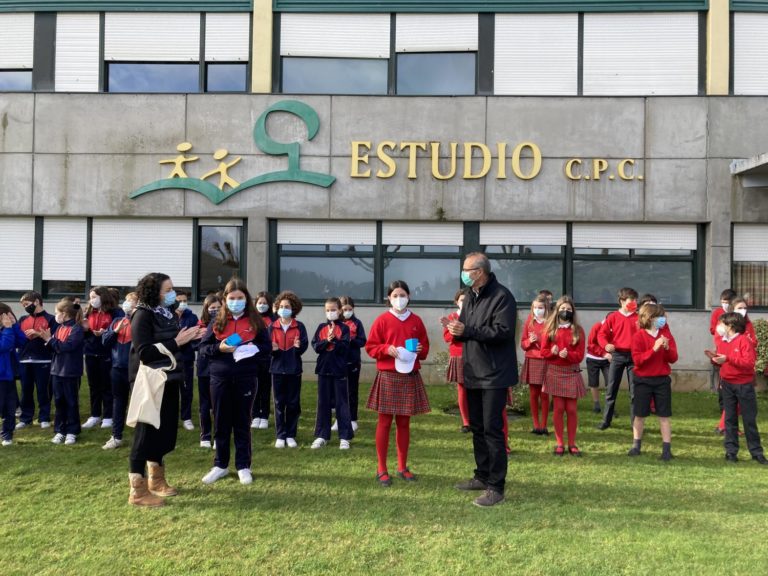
left=465, top=252, right=491, bottom=273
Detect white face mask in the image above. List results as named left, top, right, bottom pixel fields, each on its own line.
left=90, top=296, right=101, bottom=309
left=736, top=308, right=747, bottom=317
left=721, top=303, right=729, bottom=312
left=55, top=313, right=65, bottom=324
left=533, top=307, right=545, bottom=318
left=326, top=311, right=339, bottom=322
left=391, top=296, right=408, bottom=312
left=256, top=303, right=270, bottom=314
left=716, top=325, right=727, bottom=337
left=177, top=301, right=188, bottom=312
left=122, top=301, right=134, bottom=314
left=343, top=310, right=354, bottom=320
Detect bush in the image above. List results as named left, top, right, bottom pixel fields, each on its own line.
left=754, top=318, right=768, bottom=375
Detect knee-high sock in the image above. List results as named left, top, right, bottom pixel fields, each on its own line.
left=457, top=383, right=470, bottom=427
left=529, top=385, right=541, bottom=429
left=395, top=415, right=411, bottom=471
left=553, top=396, right=566, bottom=446
left=565, top=398, right=579, bottom=446
left=376, top=413, right=394, bottom=474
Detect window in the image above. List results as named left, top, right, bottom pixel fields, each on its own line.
left=383, top=245, right=461, bottom=302
left=0, top=71, right=32, bottom=91
left=206, top=63, right=247, bottom=92
left=280, top=245, right=375, bottom=301
left=0, top=217, right=35, bottom=295
left=486, top=247, right=564, bottom=304
left=733, top=224, right=768, bottom=307
left=42, top=218, right=88, bottom=299
left=0, top=13, right=33, bottom=92
left=106, top=63, right=200, bottom=93
left=282, top=57, right=388, bottom=95
left=396, top=53, right=476, bottom=95
left=198, top=224, right=243, bottom=298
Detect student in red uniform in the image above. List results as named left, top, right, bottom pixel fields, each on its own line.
left=16, top=291, right=56, bottom=430
left=629, top=303, right=678, bottom=460
left=252, top=291, right=276, bottom=430
left=101, top=292, right=138, bottom=449
left=709, top=312, right=768, bottom=464
left=311, top=297, right=353, bottom=450
left=196, top=294, right=222, bottom=448
left=709, top=288, right=736, bottom=392
left=339, top=296, right=366, bottom=432
left=597, top=287, right=639, bottom=430
left=1, top=304, right=26, bottom=446
left=40, top=299, right=85, bottom=446
left=520, top=295, right=550, bottom=435
left=541, top=296, right=586, bottom=456
left=366, top=280, right=430, bottom=486
left=269, top=291, right=309, bottom=449
left=586, top=316, right=611, bottom=415
left=444, top=289, right=470, bottom=433
left=714, top=297, right=753, bottom=435
left=199, top=278, right=270, bottom=485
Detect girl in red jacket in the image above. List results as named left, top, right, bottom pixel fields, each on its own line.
left=443, top=289, right=470, bottom=432
left=366, top=280, right=430, bottom=486
left=541, top=296, right=586, bottom=456
left=629, top=303, right=678, bottom=460
left=520, top=295, right=550, bottom=435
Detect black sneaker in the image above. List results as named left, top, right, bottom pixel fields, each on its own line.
left=376, top=471, right=392, bottom=486
left=596, top=422, right=610, bottom=431
left=752, top=454, right=768, bottom=465
left=473, top=489, right=505, bottom=508
left=627, top=447, right=641, bottom=457
left=455, top=477, right=487, bottom=491
left=461, top=426, right=471, bottom=434
left=540, top=428, right=549, bottom=436
left=725, top=454, right=738, bottom=463
left=593, top=405, right=602, bottom=414
left=660, top=451, right=673, bottom=462
left=530, top=428, right=540, bottom=435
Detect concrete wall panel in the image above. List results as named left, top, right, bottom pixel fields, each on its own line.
left=644, top=159, right=707, bottom=221
left=0, top=154, right=33, bottom=214
left=646, top=97, right=707, bottom=158
left=0, top=94, right=34, bottom=153
left=708, top=97, right=768, bottom=158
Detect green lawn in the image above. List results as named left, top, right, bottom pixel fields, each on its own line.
left=2, top=384, right=768, bottom=576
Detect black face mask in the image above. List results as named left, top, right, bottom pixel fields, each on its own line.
left=558, top=310, right=573, bottom=322
left=24, top=304, right=37, bottom=315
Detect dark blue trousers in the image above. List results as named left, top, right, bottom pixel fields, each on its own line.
left=110, top=367, right=129, bottom=440
left=314, top=375, right=353, bottom=441
left=211, top=373, right=256, bottom=470
left=198, top=375, right=213, bottom=442
left=273, top=373, right=301, bottom=440
left=1, top=380, right=17, bottom=440
left=85, top=355, right=112, bottom=419
left=347, top=363, right=361, bottom=421
left=252, top=362, right=272, bottom=420
left=180, top=360, right=194, bottom=422
left=52, top=376, right=81, bottom=436
left=19, top=362, right=52, bottom=424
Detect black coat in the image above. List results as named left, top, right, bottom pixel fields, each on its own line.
left=128, top=305, right=183, bottom=384
left=457, top=273, right=518, bottom=390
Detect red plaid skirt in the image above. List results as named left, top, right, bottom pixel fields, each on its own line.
left=367, top=370, right=431, bottom=415
left=521, top=357, right=546, bottom=387
left=542, top=363, right=587, bottom=399
left=446, top=355, right=464, bottom=384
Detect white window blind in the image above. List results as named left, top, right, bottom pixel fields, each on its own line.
left=104, top=12, right=200, bottom=61
left=55, top=13, right=100, bottom=92
left=91, top=219, right=193, bottom=286
left=583, top=12, right=698, bottom=96
left=495, top=14, right=578, bottom=96
left=277, top=221, right=376, bottom=245
left=572, top=224, right=697, bottom=250
left=0, top=13, right=34, bottom=69
left=382, top=222, right=463, bottom=246
left=43, top=219, right=87, bottom=281
left=480, top=223, right=567, bottom=246
left=734, top=13, right=768, bottom=95
left=205, top=13, right=250, bottom=62
left=0, top=218, right=35, bottom=291
left=281, top=13, right=390, bottom=58
left=734, top=224, right=768, bottom=261
left=395, top=14, right=477, bottom=52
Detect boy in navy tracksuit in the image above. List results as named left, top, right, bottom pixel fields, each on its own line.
left=175, top=292, right=199, bottom=430
left=16, top=291, right=57, bottom=429
left=1, top=305, right=27, bottom=445
left=311, top=297, right=353, bottom=449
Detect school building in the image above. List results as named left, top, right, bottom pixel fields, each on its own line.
left=1, top=0, right=768, bottom=388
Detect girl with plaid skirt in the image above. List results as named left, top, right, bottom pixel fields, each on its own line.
left=541, top=296, right=586, bottom=457
left=366, top=280, right=430, bottom=487
left=520, top=295, right=550, bottom=435
left=443, top=289, right=470, bottom=433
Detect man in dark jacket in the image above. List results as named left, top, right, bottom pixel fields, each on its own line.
left=446, top=252, right=517, bottom=507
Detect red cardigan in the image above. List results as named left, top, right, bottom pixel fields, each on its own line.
left=709, top=307, right=726, bottom=336
left=442, top=311, right=463, bottom=357
left=520, top=315, right=547, bottom=359
left=586, top=322, right=607, bottom=359
left=598, top=310, right=638, bottom=352
left=631, top=329, right=678, bottom=378
left=366, top=311, right=429, bottom=372
left=541, top=325, right=585, bottom=367
left=716, top=334, right=756, bottom=384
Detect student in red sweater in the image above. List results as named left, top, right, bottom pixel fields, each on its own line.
left=597, top=287, right=639, bottom=430
left=444, top=289, right=470, bottom=432
left=521, top=295, right=550, bottom=435
left=629, top=303, right=678, bottom=460
left=541, top=296, right=586, bottom=456
left=709, top=288, right=736, bottom=392
left=709, top=312, right=767, bottom=464
left=366, top=280, right=430, bottom=486
left=586, top=316, right=611, bottom=415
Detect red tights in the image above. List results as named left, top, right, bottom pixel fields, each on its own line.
left=552, top=396, right=578, bottom=447
left=528, top=384, right=549, bottom=429
left=376, top=413, right=410, bottom=474
left=457, top=383, right=470, bottom=426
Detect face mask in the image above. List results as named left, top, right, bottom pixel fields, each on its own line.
left=256, top=303, right=269, bottom=314
left=721, top=303, right=729, bottom=312
left=277, top=308, right=292, bottom=319
left=177, top=301, right=188, bottom=312
left=209, top=308, right=220, bottom=320
left=90, top=296, right=102, bottom=309
left=55, top=313, right=64, bottom=324
left=558, top=310, right=573, bottom=322
left=716, top=324, right=727, bottom=337
left=227, top=299, right=246, bottom=315
left=122, top=301, right=134, bottom=314
left=326, top=311, right=339, bottom=322
left=736, top=308, right=747, bottom=317
left=163, top=290, right=177, bottom=307
left=24, top=304, right=36, bottom=315
left=655, top=316, right=667, bottom=329
left=533, top=308, right=545, bottom=318
left=625, top=300, right=637, bottom=313
left=391, top=296, right=409, bottom=312
left=460, top=271, right=474, bottom=287
left=343, top=310, right=354, bottom=320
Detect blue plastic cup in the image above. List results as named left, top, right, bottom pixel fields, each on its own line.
left=405, top=338, right=419, bottom=353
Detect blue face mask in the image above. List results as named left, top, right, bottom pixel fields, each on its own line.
left=163, top=290, right=177, bottom=307
left=227, top=299, right=246, bottom=314
left=461, top=271, right=474, bottom=287
left=277, top=308, right=292, bottom=319
left=655, top=316, right=667, bottom=329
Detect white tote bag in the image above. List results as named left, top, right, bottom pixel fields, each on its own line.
left=126, top=343, right=177, bottom=430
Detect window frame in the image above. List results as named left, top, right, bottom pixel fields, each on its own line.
left=280, top=55, right=390, bottom=95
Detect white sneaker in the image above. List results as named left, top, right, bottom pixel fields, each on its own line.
left=311, top=438, right=327, bottom=449
left=183, top=420, right=194, bottom=431
left=51, top=433, right=65, bottom=445
left=275, top=439, right=286, bottom=449
left=200, top=440, right=212, bottom=449
left=101, top=418, right=113, bottom=429
left=15, top=421, right=28, bottom=430
left=15, top=408, right=21, bottom=418
left=286, top=438, right=298, bottom=448
left=258, top=418, right=268, bottom=430
left=202, top=466, right=229, bottom=484
left=64, top=434, right=77, bottom=445
left=2, top=439, right=12, bottom=447
left=238, top=469, right=253, bottom=485
left=331, top=420, right=339, bottom=432
left=102, top=436, right=122, bottom=450
left=82, top=416, right=101, bottom=429
left=339, top=440, right=350, bottom=450
left=40, top=421, right=51, bottom=429
left=351, top=421, right=359, bottom=432
left=251, top=418, right=260, bottom=429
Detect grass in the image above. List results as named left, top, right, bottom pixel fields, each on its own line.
left=2, top=384, right=768, bottom=576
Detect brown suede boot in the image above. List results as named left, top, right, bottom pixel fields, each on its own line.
left=128, top=473, right=165, bottom=507
left=147, top=462, right=178, bottom=497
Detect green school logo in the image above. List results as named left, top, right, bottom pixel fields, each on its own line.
left=130, top=100, right=336, bottom=205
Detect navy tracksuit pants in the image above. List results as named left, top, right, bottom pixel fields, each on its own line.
left=85, top=355, right=112, bottom=419
left=211, top=374, right=256, bottom=471
left=273, top=374, right=301, bottom=440
left=52, top=376, right=81, bottom=436
left=198, top=375, right=213, bottom=443
left=314, top=375, right=353, bottom=441
left=1, top=380, right=17, bottom=440
left=19, top=362, right=52, bottom=424
left=110, top=367, right=129, bottom=440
